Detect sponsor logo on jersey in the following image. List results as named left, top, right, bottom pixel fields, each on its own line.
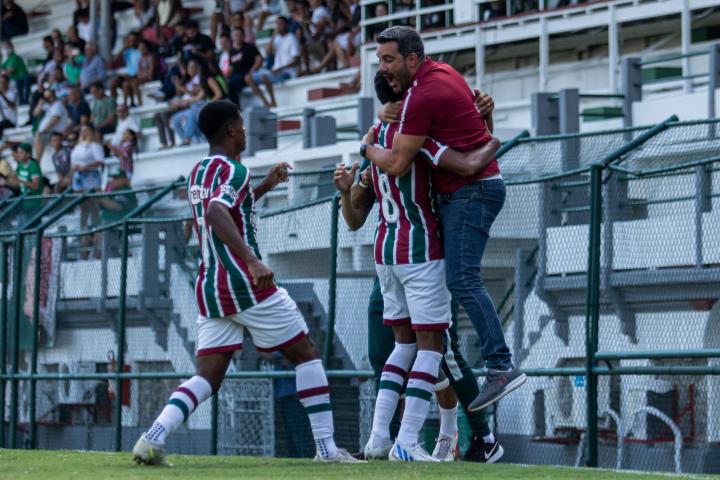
left=220, top=184, right=239, bottom=203
left=189, top=185, right=210, bottom=205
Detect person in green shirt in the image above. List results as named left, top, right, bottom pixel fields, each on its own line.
left=89, top=81, right=117, bottom=137
left=97, top=170, right=137, bottom=224
left=1, top=39, right=29, bottom=104
left=13, top=142, right=43, bottom=220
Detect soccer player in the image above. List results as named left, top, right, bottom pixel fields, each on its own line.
left=132, top=100, right=360, bottom=465
left=347, top=73, right=500, bottom=462
left=363, top=26, right=527, bottom=413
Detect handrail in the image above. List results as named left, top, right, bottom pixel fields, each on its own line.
left=618, top=407, right=682, bottom=473
left=595, top=115, right=679, bottom=168
left=595, top=349, right=720, bottom=361
left=496, top=130, right=530, bottom=159
left=639, top=49, right=709, bottom=67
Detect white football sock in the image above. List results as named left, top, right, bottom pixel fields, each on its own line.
left=296, top=359, right=337, bottom=459
left=371, top=342, right=417, bottom=440
left=483, top=432, right=496, bottom=444
left=397, top=349, right=442, bottom=446
left=147, top=376, right=212, bottom=445
left=438, top=404, right=458, bottom=438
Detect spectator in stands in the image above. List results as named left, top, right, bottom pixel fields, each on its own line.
left=12, top=143, right=43, bottom=218
left=332, top=0, right=360, bottom=69
left=67, top=25, right=87, bottom=52
left=63, top=44, right=84, bottom=86
left=229, top=11, right=256, bottom=44
left=366, top=3, right=388, bottom=40
left=143, top=0, right=183, bottom=49
left=50, top=67, right=70, bottom=99
left=50, top=132, right=72, bottom=192
left=110, top=32, right=142, bottom=106
left=97, top=170, right=137, bottom=230
left=109, top=103, right=140, bottom=148
left=129, top=39, right=159, bottom=106
left=246, top=16, right=300, bottom=108
left=227, top=27, right=262, bottom=105
left=0, top=0, right=28, bottom=40
left=41, top=35, right=54, bottom=64
left=77, top=9, right=93, bottom=43
left=169, top=59, right=222, bottom=146
left=80, top=43, right=106, bottom=91
left=65, top=85, right=91, bottom=132
left=89, top=81, right=117, bottom=137
left=182, top=20, right=215, bottom=63
left=310, top=0, right=352, bottom=73
left=211, top=0, right=253, bottom=43
left=73, top=0, right=91, bottom=27
left=1, top=40, right=29, bottom=105
left=108, top=128, right=137, bottom=178
left=134, top=0, right=155, bottom=31
left=33, top=89, right=69, bottom=160
left=301, top=0, right=331, bottom=73
left=71, top=123, right=103, bottom=258
left=51, top=29, right=65, bottom=50
left=218, top=33, right=232, bottom=78
left=38, top=48, right=65, bottom=86
left=482, top=1, right=505, bottom=20
left=0, top=74, right=15, bottom=137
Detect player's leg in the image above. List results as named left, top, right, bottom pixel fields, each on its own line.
left=390, top=260, right=449, bottom=462
left=365, top=265, right=417, bottom=459
left=132, top=316, right=243, bottom=465
left=432, top=371, right=460, bottom=461
left=243, top=288, right=360, bottom=463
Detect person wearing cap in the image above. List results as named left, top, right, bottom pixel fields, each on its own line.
left=13, top=143, right=44, bottom=221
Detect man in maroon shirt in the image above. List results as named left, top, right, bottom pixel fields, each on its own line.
left=361, top=26, right=526, bottom=413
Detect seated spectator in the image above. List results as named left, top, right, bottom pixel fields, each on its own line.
left=310, top=0, right=351, bottom=73
left=212, top=0, right=254, bottom=42
left=50, top=67, right=70, bottom=99
left=96, top=170, right=137, bottom=234
left=63, top=44, right=84, bottom=86
left=109, top=103, right=140, bottom=148
left=51, top=29, right=65, bottom=50
left=108, top=129, right=137, bottom=179
left=71, top=123, right=103, bottom=258
left=109, top=32, right=142, bottom=106
left=1, top=40, right=30, bottom=105
left=38, top=48, right=65, bottom=86
left=246, top=16, right=300, bottom=108
left=12, top=144, right=43, bottom=223
left=50, top=131, right=72, bottom=192
left=218, top=33, right=232, bottom=78
left=227, top=27, right=262, bottom=105
left=73, top=0, right=91, bottom=27
left=182, top=20, right=215, bottom=63
left=80, top=43, right=106, bottom=91
left=0, top=0, right=28, bottom=40
left=89, top=81, right=117, bottom=137
left=129, top=39, right=159, bottom=106
left=142, top=0, right=183, bottom=50
left=301, top=0, right=331, bottom=73
left=366, top=3, right=388, bottom=40
left=33, top=89, right=69, bottom=160
left=332, top=0, right=360, bottom=69
left=77, top=9, right=93, bottom=43
left=65, top=85, right=91, bottom=132
left=67, top=24, right=87, bottom=52
left=0, top=74, right=16, bottom=137
left=229, top=11, right=256, bottom=44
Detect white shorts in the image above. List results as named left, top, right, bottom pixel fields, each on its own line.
left=195, top=287, right=309, bottom=356
left=375, top=259, right=451, bottom=331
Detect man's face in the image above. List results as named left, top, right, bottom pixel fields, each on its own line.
left=16, top=149, right=29, bottom=163
left=275, top=18, right=288, bottom=35
left=377, top=41, right=412, bottom=94
left=43, top=90, right=55, bottom=103
left=51, top=135, right=62, bottom=150
left=91, top=85, right=102, bottom=98
left=187, top=27, right=198, bottom=39
left=117, top=105, right=128, bottom=119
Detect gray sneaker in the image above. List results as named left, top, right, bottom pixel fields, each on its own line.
left=468, top=367, right=527, bottom=412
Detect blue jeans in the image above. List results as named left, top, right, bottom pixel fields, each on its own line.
left=438, top=178, right=513, bottom=370
left=171, top=102, right=205, bottom=144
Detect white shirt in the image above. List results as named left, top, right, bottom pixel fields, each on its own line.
left=182, top=74, right=201, bottom=100
left=272, top=32, right=300, bottom=72
left=0, top=87, right=17, bottom=125
left=310, top=5, right=330, bottom=35
left=111, top=115, right=140, bottom=147
left=70, top=141, right=104, bottom=171
left=39, top=99, right=69, bottom=134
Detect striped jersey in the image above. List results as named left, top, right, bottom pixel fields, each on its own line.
left=368, top=122, right=444, bottom=265
left=188, top=155, right=277, bottom=318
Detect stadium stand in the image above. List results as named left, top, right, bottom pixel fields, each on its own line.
left=1, top=0, right=720, bottom=475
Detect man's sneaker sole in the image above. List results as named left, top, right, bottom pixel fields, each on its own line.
left=468, top=373, right=527, bottom=412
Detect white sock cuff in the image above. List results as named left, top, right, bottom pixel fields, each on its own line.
left=394, top=342, right=417, bottom=354
left=438, top=404, right=458, bottom=414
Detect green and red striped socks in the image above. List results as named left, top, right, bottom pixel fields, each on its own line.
left=371, top=342, right=417, bottom=440
left=397, top=350, right=442, bottom=446
left=146, top=376, right=212, bottom=445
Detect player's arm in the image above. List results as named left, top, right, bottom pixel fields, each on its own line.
left=333, top=161, right=373, bottom=230
left=254, top=162, right=291, bottom=200
left=205, top=201, right=274, bottom=288
left=433, top=138, right=501, bottom=177
left=363, top=129, right=424, bottom=178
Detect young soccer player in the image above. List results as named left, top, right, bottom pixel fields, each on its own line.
left=132, top=100, right=360, bottom=465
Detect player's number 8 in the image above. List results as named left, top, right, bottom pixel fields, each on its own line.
left=196, top=217, right=211, bottom=266
left=378, top=174, right=399, bottom=224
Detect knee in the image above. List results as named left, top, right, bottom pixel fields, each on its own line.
left=415, top=330, right=444, bottom=352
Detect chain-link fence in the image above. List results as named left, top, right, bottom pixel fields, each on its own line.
left=1, top=119, right=720, bottom=474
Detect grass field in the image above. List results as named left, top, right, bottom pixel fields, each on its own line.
left=0, top=450, right=715, bottom=480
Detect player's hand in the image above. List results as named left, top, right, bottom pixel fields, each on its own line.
left=333, top=161, right=357, bottom=193
left=378, top=101, right=402, bottom=123
left=360, top=167, right=372, bottom=187
left=248, top=258, right=274, bottom=288
left=264, top=162, right=292, bottom=189
left=362, top=126, right=375, bottom=146
left=474, top=89, right=494, bottom=117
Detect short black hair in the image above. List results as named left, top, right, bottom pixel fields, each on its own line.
left=186, top=19, right=199, bottom=30
left=376, top=26, right=424, bottom=59
left=91, top=80, right=104, bottom=91
left=277, top=15, right=289, bottom=24
left=198, top=100, right=241, bottom=142
left=374, top=71, right=402, bottom=104
left=51, top=131, right=63, bottom=139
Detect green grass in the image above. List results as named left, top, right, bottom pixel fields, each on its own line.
left=0, top=450, right=715, bottom=480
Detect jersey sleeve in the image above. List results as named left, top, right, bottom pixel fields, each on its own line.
left=418, top=137, right=448, bottom=168
left=29, top=161, right=42, bottom=179
left=210, top=164, right=250, bottom=208
left=398, top=82, right=435, bottom=137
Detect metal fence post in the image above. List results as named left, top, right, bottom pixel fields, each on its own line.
left=8, top=233, right=23, bottom=448
left=0, top=241, right=7, bottom=448
left=621, top=57, right=642, bottom=127
left=28, top=231, right=42, bottom=449
left=708, top=43, right=720, bottom=120
left=114, top=222, right=130, bottom=452
left=211, top=393, right=219, bottom=455
left=323, top=194, right=340, bottom=368
left=585, top=164, right=603, bottom=468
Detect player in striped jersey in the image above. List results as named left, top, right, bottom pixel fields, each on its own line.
left=351, top=73, right=501, bottom=462
left=133, top=100, right=360, bottom=465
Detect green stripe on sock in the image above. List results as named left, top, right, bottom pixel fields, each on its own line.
left=168, top=398, right=190, bottom=422
left=405, top=387, right=432, bottom=402
left=379, top=380, right=403, bottom=394
left=305, top=403, right=332, bottom=414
